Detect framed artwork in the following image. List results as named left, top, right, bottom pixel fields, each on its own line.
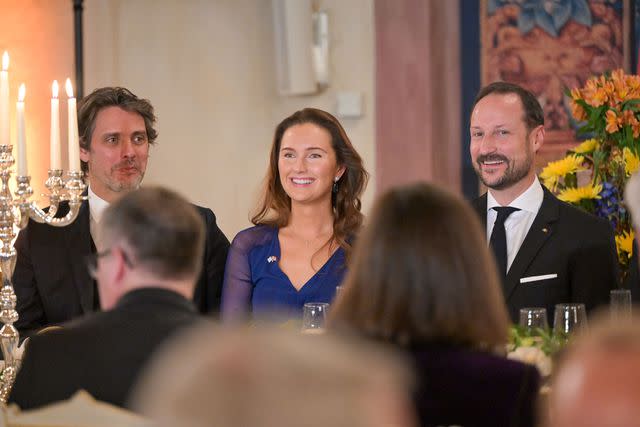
left=481, top=0, right=632, bottom=167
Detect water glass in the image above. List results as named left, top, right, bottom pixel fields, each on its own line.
left=553, top=303, right=587, bottom=340
left=519, top=307, right=548, bottom=333
left=334, top=286, right=344, bottom=299
left=301, top=302, right=329, bottom=334
left=610, top=289, right=632, bottom=319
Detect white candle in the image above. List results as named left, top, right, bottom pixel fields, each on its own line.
left=16, top=84, right=27, bottom=176
left=50, top=81, right=61, bottom=170
left=65, top=78, right=80, bottom=172
left=0, top=52, right=9, bottom=146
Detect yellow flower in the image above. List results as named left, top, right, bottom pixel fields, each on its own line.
left=540, top=175, right=558, bottom=192
left=615, top=230, right=635, bottom=261
left=557, top=183, right=602, bottom=203
left=572, top=138, right=598, bottom=154
left=540, top=156, right=586, bottom=190
left=624, top=148, right=640, bottom=176
left=559, top=70, right=640, bottom=275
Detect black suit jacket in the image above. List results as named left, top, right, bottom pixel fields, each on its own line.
left=472, top=187, right=619, bottom=321
left=623, top=241, right=640, bottom=302
left=9, top=288, right=203, bottom=410
left=13, top=197, right=229, bottom=335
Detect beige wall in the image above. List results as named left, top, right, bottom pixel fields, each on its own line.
left=84, top=0, right=375, bottom=238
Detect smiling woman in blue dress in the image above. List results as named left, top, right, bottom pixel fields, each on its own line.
left=221, top=108, right=368, bottom=322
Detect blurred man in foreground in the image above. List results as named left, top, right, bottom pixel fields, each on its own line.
left=550, top=314, right=640, bottom=427
left=133, top=325, right=417, bottom=427
left=9, top=187, right=206, bottom=409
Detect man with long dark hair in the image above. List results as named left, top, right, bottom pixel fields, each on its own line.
left=13, top=87, right=229, bottom=335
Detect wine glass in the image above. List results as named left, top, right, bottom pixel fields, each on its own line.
left=519, top=307, right=548, bottom=334
left=553, top=303, right=587, bottom=341
left=610, top=289, right=632, bottom=320
left=301, top=302, right=329, bottom=334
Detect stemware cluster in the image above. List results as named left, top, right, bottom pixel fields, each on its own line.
left=519, top=289, right=633, bottom=342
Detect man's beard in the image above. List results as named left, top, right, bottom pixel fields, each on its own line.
left=474, top=151, right=532, bottom=191
left=107, top=159, right=144, bottom=193
left=107, top=176, right=143, bottom=193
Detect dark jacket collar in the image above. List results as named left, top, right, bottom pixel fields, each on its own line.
left=63, top=197, right=94, bottom=312
left=115, top=287, right=197, bottom=313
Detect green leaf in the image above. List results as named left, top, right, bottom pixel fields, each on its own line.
left=621, top=99, right=640, bottom=110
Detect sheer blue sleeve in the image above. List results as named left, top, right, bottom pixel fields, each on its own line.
left=220, top=226, right=273, bottom=322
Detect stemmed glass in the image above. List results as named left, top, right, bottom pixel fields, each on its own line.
left=553, top=303, right=587, bottom=342
left=519, top=307, right=548, bottom=334
left=301, top=303, right=329, bottom=334
left=610, top=289, right=632, bottom=320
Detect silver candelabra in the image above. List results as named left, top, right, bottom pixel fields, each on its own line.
left=0, top=145, right=85, bottom=402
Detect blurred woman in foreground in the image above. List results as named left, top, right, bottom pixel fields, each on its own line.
left=329, top=182, right=540, bottom=427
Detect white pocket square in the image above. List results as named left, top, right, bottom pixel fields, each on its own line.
left=520, top=274, right=558, bottom=284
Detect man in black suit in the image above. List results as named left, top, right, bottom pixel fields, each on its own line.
left=13, top=87, right=229, bottom=336
left=625, top=173, right=640, bottom=299
left=469, top=81, right=618, bottom=321
left=9, top=186, right=208, bottom=409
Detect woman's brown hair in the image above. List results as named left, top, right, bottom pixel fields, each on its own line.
left=329, top=182, right=509, bottom=348
left=251, top=108, right=368, bottom=254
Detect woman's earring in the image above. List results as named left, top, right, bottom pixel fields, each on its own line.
left=332, top=177, right=339, bottom=194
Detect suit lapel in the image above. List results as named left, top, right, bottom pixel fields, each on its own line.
left=503, top=188, right=559, bottom=299
left=63, top=198, right=95, bottom=313
left=472, top=193, right=488, bottom=228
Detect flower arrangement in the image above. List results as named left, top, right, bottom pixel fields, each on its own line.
left=540, top=69, right=640, bottom=278
left=507, top=326, right=557, bottom=377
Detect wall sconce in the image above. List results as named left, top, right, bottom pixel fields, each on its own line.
left=272, top=0, right=330, bottom=96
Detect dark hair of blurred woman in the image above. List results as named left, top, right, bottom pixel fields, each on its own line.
left=330, top=182, right=509, bottom=348
left=330, top=183, right=540, bottom=427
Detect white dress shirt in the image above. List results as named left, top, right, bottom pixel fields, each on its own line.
left=486, top=177, right=544, bottom=273
left=88, top=186, right=110, bottom=253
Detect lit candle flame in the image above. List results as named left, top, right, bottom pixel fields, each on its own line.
left=2, top=52, right=8, bottom=71
left=18, top=84, right=25, bottom=102
left=52, top=80, right=59, bottom=99
left=65, top=78, right=74, bottom=98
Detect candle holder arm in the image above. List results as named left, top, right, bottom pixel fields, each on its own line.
left=29, top=201, right=83, bottom=227
left=16, top=172, right=86, bottom=227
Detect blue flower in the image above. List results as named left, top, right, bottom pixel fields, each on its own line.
left=488, top=0, right=592, bottom=36
left=595, top=182, right=623, bottom=227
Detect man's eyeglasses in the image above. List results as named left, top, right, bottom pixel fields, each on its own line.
left=85, top=248, right=134, bottom=279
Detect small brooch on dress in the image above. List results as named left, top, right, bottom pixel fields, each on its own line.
left=267, top=256, right=277, bottom=263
